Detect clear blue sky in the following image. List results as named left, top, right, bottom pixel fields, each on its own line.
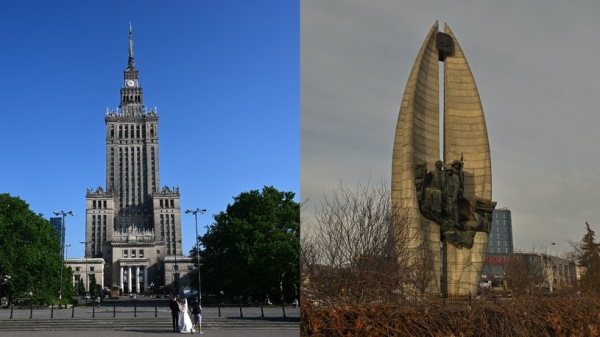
left=0, top=1, right=299, bottom=259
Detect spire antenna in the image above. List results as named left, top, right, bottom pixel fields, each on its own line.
left=128, top=23, right=135, bottom=70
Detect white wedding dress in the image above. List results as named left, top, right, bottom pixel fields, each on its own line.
left=178, top=302, right=194, bottom=333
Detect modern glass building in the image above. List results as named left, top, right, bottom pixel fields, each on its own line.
left=486, top=208, right=513, bottom=254
left=49, top=217, right=63, bottom=246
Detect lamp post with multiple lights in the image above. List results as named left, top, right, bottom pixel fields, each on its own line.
left=172, top=239, right=182, bottom=295
left=64, top=244, right=71, bottom=260
left=185, top=208, right=206, bottom=304
left=54, top=210, right=74, bottom=300
left=80, top=241, right=92, bottom=294
left=63, top=244, right=71, bottom=298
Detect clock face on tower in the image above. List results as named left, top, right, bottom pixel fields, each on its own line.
left=126, top=80, right=135, bottom=87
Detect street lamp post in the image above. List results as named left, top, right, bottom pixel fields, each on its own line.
left=172, top=239, right=181, bottom=295
left=80, top=241, right=92, bottom=296
left=0, top=274, right=11, bottom=306
left=54, top=210, right=74, bottom=300
left=185, top=208, right=206, bottom=304
left=63, top=244, right=71, bottom=298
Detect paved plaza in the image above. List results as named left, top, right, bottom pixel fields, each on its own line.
left=0, top=303, right=299, bottom=320
left=0, top=302, right=300, bottom=336
left=3, top=330, right=299, bottom=337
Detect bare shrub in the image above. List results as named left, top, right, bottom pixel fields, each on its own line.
left=498, top=253, right=542, bottom=295
left=301, top=181, right=436, bottom=306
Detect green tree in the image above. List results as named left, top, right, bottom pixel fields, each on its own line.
left=575, top=222, right=600, bottom=295
left=196, top=186, right=299, bottom=303
left=0, top=194, right=74, bottom=304
left=89, top=275, right=98, bottom=296
left=77, top=276, right=85, bottom=296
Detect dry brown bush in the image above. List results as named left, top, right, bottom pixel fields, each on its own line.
left=301, top=295, right=600, bottom=336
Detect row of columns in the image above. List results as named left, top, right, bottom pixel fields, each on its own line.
left=119, top=265, right=148, bottom=293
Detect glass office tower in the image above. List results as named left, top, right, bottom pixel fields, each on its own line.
left=486, top=208, right=513, bottom=254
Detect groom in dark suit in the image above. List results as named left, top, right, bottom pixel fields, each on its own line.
left=169, top=295, right=180, bottom=332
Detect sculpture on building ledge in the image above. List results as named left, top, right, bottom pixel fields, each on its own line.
left=86, top=186, right=107, bottom=195
left=414, top=159, right=497, bottom=249
left=157, top=186, right=180, bottom=194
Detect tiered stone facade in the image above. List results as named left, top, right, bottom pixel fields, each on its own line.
left=81, top=27, right=190, bottom=295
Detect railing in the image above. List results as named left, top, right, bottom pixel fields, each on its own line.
left=0, top=300, right=299, bottom=320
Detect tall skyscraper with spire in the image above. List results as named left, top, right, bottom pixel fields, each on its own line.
left=84, top=26, right=190, bottom=294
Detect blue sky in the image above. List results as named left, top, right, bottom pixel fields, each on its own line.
left=0, top=1, right=299, bottom=259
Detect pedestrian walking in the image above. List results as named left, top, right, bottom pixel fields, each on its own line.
left=191, top=297, right=204, bottom=334
left=169, top=295, right=180, bottom=332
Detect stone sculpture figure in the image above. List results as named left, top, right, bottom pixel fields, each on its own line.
left=428, top=160, right=445, bottom=213
left=445, top=165, right=460, bottom=224
left=450, top=160, right=464, bottom=201
left=414, top=160, right=496, bottom=249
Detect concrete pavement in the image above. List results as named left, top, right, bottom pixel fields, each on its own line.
left=0, top=303, right=300, bottom=336
left=0, top=303, right=299, bottom=320
left=3, top=330, right=299, bottom=336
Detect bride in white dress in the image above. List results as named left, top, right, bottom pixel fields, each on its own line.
left=178, top=298, right=195, bottom=333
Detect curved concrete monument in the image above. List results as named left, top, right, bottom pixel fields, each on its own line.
left=392, top=21, right=496, bottom=296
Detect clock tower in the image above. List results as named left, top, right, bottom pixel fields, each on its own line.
left=121, top=24, right=142, bottom=117
left=84, top=26, right=191, bottom=296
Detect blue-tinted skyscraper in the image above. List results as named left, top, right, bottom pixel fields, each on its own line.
left=486, top=208, right=513, bottom=254
left=49, top=217, right=63, bottom=248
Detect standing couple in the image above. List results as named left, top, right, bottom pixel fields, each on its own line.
left=170, top=295, right=203, bottom=333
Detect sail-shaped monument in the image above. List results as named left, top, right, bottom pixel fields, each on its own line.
left=392, top=21, right=495, bottom=296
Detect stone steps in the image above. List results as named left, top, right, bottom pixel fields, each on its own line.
left=0, top=316, right=300, bottom=331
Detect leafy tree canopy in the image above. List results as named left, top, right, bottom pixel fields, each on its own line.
left=196, top=186, right=299, bottom=302
left=0, top=193, right=74, bottom=304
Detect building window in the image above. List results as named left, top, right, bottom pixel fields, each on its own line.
left=139, top=249, right=144, bottom=258
left=76, top=267, right=80, bottom=272
left=90, top=267, right=95, bottom=272
left=124, top=250, right=128, bottom=258
left=132, top=250, right=136, bottom=258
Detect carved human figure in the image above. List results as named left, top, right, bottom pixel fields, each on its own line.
left=450, top=160, right=464, bottom=201
left=431, top=160, right=445, bottom=190
left=413, top=159, right=495, bottom=249
left=445, top=165, right=460, bottom=223
left=413, top=162, right=428, bottom=204
left=427, top=160, right=445, bottom=213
